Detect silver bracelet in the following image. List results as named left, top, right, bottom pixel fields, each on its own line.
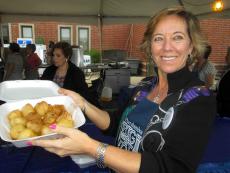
left=96, top=143, right=108, bottom=168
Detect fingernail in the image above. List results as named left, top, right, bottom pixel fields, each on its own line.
left=49, top=124, right=56, bottom=129
left=26, top=141, right=33, bottom=146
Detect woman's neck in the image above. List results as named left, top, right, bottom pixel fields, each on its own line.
left=148, top=69, right=168, bottom=103
left=56, top=62, right=68, bottom=76
left=157, top=69, right=168, bottom=90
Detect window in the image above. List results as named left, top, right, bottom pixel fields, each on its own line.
left=58, top=25, right=72, bottom=45
left=19, top=24, right=34, bottom=39
left=77, top=26, right=91, bottom=52
left=1, top=24, right=11, bottom=44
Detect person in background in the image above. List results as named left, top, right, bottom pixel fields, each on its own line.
left=31, top=7, right=216, bottom=173
left=0, top=41, right=5, bottom=82
left=192, top=45, right=217, bottom=88
left=25, top=44, right=41, bottom=79
left=41, top=41, right=91, bottom=102
left=225, top=47, right=230, bottom=69
left=217, top=47, right=230, bottom=116
left=46, top=40, right=55, bottom=65
left=3, top=43, right=24, bottom=81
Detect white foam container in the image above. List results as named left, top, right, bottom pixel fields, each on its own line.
left=0, top=80, right=95, bottom=167
left=0, top=95, right=86, bottom=147
left=0, top=80, right=60, bottom=102
left=70, top=155, right=95, bottom=168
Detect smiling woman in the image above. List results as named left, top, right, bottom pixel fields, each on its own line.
left=31, top=7, right=216, bottom=173
left=151, top=15, right=193, bottom=74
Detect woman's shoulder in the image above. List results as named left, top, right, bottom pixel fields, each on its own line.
left=68, top=62, right=84, bottom=73
left=44, top=65, right=57, bottom=72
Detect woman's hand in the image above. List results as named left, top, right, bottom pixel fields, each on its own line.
left=30, top=125, right=96, bottom=157
left=58, top=88, right=86, bottom=111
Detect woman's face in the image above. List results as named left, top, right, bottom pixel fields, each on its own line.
left=26, top=47, right=32, bottom=55
left=151, top=15, right=193, bottom=74
left=53, top=48, right=67, bottom=67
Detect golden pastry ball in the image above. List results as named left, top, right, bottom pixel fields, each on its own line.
left=21, top=103, right=35, bottom=118
left=8, top=110, right=22, bottom=120
left=10, top=124, right=26, bottom=140
left=17, top=129, right=36, bottom=140
left=43, top=111, right=57, bottom=125
left=41, top=125, right=53, bottom=135
left=53, top=105, right=65, bottom=116
left=10, top=117, right=26, bottom=127
left=35, top=101, right=49, bottom=116
left=26, top=120, right=42, bottom=134
left=57, top=118, right=74, bottom=128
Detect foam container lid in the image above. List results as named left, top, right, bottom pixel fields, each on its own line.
left=0, top=80, right=60, bottom=102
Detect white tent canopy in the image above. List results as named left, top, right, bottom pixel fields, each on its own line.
left=0, top=0, right=230, bottom=25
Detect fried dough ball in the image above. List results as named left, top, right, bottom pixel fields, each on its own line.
left=57, top=118, right=74, bottom=128
left=53, top=105, right=65, bottom=116
left=35, top=101, right=49, bottom=116
left=10, top=116, right=26, bottom=127
left=25, top=112, right=42, bottom=122
left=41, top=125, right=53, bottom=135
left=10, top=124, right=26, bottom=140
left=8, top=110, right=22, bottom=120
left=56, top=111, right=72, bottom=122
left=43, top=111, right=58, bottom=125
left=17, top=129, right=36, bottom=140
left=26, top=120, right=42, bottom=134
left=47, top=104, right=54, bottom=112
left=21, top=104, right=35, bottom=118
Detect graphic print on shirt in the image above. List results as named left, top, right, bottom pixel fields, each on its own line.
left=140, top=86, right=211, bottom=152
left=117, top=117, right=143, bottom=151
left=116, top=96, right=158, bottom=152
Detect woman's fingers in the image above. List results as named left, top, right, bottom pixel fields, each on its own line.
left=43, top=147, right=72, bottom=157
left=58, top=88, right=81, bottom=102
left=58, top=88, right=70, bottom=95
left=51, top=125, right=74, bottom=137
left=31, top=138, right=61, bottom=148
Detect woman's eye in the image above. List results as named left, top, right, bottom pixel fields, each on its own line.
left=153, top=37, right=163, bottom=42
left=173, top=35, right=184, bottom=41
left=54, top=54, right=61, bottom=58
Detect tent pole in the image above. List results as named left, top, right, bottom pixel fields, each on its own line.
left=98, top=15, right=103, bottom=63
left=98, top=0, right=104, bottom=63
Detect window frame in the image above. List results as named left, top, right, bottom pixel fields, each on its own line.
left=58, top=25, right=73, bottom=45
left=19, top=23, right=35, bottom=40
left=1, top=23, right=12, bottom=44
left=76, top=25, right=91, bottom=51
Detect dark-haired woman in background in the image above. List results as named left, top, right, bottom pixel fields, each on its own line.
left=25, top=44, right=41, bottom=79
left=41, top=41, right=90, bottom=103
left=3, top=43, right=24, bottom=81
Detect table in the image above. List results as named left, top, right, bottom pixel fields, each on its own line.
left=197, top=116, right=230, bottom=173
left=1, top=115, right=229, bottom=172
left=0, top=123, right=114, bottom=173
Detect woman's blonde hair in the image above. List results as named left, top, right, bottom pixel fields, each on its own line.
left=140, top=6, right=207, bottom=63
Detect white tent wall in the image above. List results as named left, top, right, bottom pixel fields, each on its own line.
left=0, top=0, right=230, bottom=73
left=0, top=0, right=230, bottom=24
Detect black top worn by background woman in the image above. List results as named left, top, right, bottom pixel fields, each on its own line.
left=41, top=61, right=91, bottom=103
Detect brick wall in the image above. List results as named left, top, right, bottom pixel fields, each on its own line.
left=101, top=24, right=130, bottom=50
left=200, top=19, right=230, bottom=65
left=9, top=19, right=230, bottom=67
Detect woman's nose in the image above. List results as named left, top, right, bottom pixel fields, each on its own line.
left=162, top=38, right=173, bottom=51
